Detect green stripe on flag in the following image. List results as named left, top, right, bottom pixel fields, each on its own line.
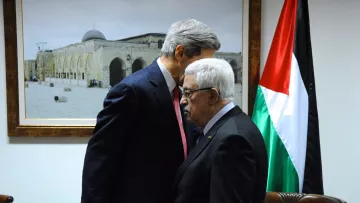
left=252, top=86, right=299, bottom=192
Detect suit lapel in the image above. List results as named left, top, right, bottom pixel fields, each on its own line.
left=173, top=106, right=243, bottom=186
left=147, top=60, right=212, bottom=161
left=147, top=62, right=175, bottom=117
left=173, top=125, right=217, bottom=187
left=148, top=63, right=190, bottom=146
left=147, top=61, right=190, bottom=158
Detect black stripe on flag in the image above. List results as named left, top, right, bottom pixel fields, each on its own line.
left=293, top=0, right=324, bottom=195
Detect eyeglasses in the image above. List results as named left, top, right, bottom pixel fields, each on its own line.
left=181, top=87, right=213, bottom=99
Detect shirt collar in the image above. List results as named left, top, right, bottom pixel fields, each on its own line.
left=157, top=57, right=176, bottom=93
left=203, top=102, right=235, bottom=135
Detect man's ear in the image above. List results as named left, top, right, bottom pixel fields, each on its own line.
left=209, top=88, right=220, bottom=105
left=174, top=45, right=185, bottom=61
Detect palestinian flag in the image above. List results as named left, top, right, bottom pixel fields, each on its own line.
left=251, top=0, right=324, bottom=194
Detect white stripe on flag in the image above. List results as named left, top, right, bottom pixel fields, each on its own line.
left=262, top=53, right=309, bottom=192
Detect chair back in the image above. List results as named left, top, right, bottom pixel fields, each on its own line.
left=265, top=192, right=346, bottom=203
left=0, top=195, right=13, bottom=203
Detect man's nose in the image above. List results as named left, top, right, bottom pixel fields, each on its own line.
left=180, top=97, right=187, bottom=105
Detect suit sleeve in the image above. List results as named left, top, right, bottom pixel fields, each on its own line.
left=210, top=134, right=257, bottom=203
left=81, top=83, right=138, bottom=203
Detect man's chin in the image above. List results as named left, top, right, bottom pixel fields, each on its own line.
left=186, top=117, right=202, bottom=129
left=185, top=113, right=193, bottom=122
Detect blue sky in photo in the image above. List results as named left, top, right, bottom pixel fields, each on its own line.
left=22, top=0, right=243, bottom=59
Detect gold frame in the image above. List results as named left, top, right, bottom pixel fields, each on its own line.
left=3, top=0, right=261, bottom=137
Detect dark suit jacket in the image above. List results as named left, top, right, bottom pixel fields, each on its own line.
left=173, top=106, right=268, bottom=203
left=81, top=60, right=199, bottom=203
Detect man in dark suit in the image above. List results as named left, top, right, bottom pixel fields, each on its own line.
left=173, top=58, right=268, bottom=203
left=81, top=19, right=220, bottom=203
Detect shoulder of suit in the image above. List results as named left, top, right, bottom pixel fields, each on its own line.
left=216, top=113, right=260, bottom=137
left=110, top=62, right=160, bottom=94
left=118, top=68, right=150, bottom=87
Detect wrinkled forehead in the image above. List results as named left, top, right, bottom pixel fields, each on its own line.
left=182, top=74, right=198, bottom=90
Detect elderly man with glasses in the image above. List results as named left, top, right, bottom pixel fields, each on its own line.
left=173, top=58, right=269, bottom=203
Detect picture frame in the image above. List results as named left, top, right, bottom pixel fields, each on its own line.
left=3, top=0, right=261, bottom=137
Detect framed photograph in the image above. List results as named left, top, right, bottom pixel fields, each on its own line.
left=3, top=0, right=261, bottom=136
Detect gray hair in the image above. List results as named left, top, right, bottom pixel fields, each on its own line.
left=185, top=58, right=235, bottom=101
left=161, top=19, right=221, bottom=57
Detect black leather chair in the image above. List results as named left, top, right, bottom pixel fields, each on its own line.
left=0, top=195, right=14, bottom=203
left=265, top=192, right=346, bottom=203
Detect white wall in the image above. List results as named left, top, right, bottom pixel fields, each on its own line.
left=262, top=0, right=359, bottom=202
left=0, top=3, right=89, bottom=202
left=0, top=0, right=358, bottom=203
